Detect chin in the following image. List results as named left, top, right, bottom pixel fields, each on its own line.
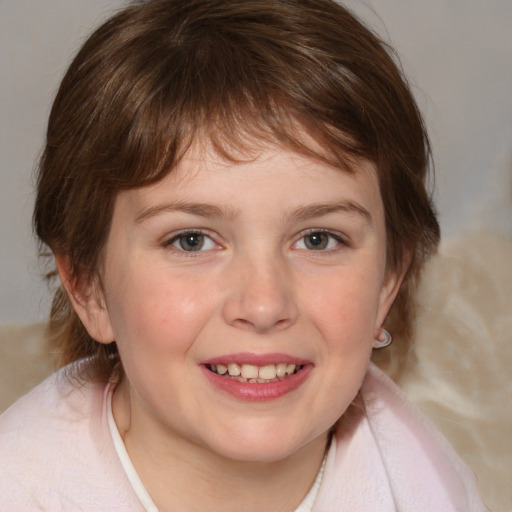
left=204, top=422, right=322, bottom=464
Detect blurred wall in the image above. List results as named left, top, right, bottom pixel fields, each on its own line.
left=1, top=0, right=511, bottom=323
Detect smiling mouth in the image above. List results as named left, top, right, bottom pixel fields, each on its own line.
left=205, top=363, right=303, bottom=383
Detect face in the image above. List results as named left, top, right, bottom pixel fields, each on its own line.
left=73, top=143, right=402, bottom=464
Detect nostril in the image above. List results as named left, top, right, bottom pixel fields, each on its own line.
left=229, top=316, right=294, bottom=333
left=230, top=318, right=254, bottom=330
left=274, top=318, right=293, bottom=330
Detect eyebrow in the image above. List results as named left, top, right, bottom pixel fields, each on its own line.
left=288, top=201, right=372, bottom=224
left=135, top=201, right=237, bottom=223
left=135, top=199, right=371, bottom=225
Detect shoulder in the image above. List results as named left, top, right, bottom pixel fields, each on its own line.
left=361, top=363, right=488, bottom=511
left=0, top=361, right=139, bottom=510
left=314, top=364, right=488, bottom=511
left=0, top=360, right=105, bottom=447
left=0, top=360, right=99, bottom=440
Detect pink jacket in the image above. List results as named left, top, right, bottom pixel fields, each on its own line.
left=0, top=362, right=488, bottom=511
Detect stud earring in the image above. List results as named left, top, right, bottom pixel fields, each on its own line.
left=373, top=328, right=392, bottom=349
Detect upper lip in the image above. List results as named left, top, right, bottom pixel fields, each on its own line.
left=201, top=352, right=311, bottom=367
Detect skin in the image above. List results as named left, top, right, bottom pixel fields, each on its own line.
left=61, top=142, right=404, bottom=511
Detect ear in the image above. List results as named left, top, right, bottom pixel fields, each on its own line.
left=375, top=251, right=412, bottom=330
left=55, top=254, right=115, bottom=344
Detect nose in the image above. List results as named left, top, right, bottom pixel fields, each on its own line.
left=222, top=253, right=299, bottom=333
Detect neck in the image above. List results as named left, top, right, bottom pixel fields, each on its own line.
left=113, top=379, right=328, bottom=512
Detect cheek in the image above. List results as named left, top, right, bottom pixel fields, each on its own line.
left=302, top=266, right=383, bottom=346
left=105, top=265, right=218, bottom=356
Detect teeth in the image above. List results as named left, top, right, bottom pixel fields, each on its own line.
left=259, top=364, right=277, bottom=380
left=241, top=364, right=259, bottom=379
left=216, top=364, right=227, bottom=375
left=286, top=364, right=296, bottom=375
left=227, top=363, right=241, bottom=376
left=276, top=363, right=287, bottom=378
left=210, top=362, right=302, bottom=381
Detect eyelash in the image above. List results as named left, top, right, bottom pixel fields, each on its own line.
left=294, top=229, right=348, bottom=252
left=161, top=230, right=220, bottom=256
left=161, top=228, right=348, bottom=256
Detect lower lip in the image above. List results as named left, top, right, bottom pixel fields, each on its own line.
left=200, top=365, right=313, bottom=401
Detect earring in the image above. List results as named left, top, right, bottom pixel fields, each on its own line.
left=373, top=328, right=392, bottom=349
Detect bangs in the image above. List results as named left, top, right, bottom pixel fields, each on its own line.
left=72, top=0, right=378, bottom=191
left=127, top=95, right=363, bottom=188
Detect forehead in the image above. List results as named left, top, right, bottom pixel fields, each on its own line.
left=115, top=141, right=383, bottom=228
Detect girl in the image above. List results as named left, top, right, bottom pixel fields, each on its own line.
left=0, top=0, right=487, bottom=510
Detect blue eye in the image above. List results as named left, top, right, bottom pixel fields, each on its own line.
left=167, top=232, right=217, bottom=252
left=295, top=231, right=342, bottom=251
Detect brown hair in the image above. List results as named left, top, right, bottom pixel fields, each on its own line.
left=34, top=0, right=440, bottom=381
